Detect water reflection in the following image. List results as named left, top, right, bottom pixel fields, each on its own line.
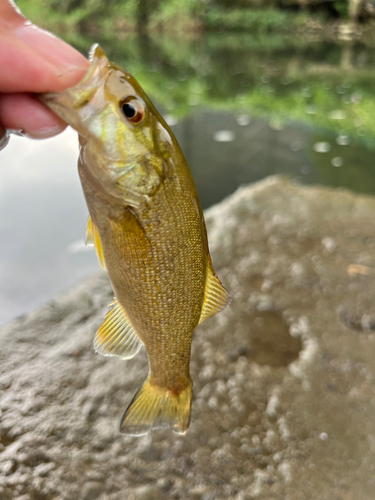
left=1, top=32, right=375, bottom=324
left=0, top=130, right=98, bottom=325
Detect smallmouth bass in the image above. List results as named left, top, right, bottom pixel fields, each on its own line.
left=41, top=45, right=230, bottom=436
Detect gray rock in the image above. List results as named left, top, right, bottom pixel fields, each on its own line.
left=81, top=481, right=104, bottom=500
left=1, top=460, right=16, bottom=476
left=1, top=176, right=375, bottom=499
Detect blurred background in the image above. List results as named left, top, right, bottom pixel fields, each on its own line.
left=1, top=0, right=375, bottom=324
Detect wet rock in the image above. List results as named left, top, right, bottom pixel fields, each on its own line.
left=1, top=460, right=16, bottom=476
left=81, top=481, right=104, bottom=500
left=339, top=296, right=375, bottom=332
left=1, top=176, right=375, bottom=499
left=130, top=485, right=164, bottom=500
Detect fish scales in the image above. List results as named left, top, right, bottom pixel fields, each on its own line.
left=40, top=44, right=230, bottom=435
left=85, top=171, right=206, bottom=389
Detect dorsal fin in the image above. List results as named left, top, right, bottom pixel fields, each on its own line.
left=94, top=298, right=143, bottom=360
left=199, top=264, right=230, bottom=324
left=85, top=215, right=106, bottom=270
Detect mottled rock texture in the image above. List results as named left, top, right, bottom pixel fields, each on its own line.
left=1, top=176, right=375, bottom=499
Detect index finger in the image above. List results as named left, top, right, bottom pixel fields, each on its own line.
left=0, top=0, right=25, bottom=30
left=0, top=0, right=89, bottom=93
left=0, top=32, right=88, bottom=93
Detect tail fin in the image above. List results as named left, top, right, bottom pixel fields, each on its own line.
left=120, top=377, right=192, bottom=436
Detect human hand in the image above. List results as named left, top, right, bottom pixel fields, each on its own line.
left=0, top=0, right=89, bottom=141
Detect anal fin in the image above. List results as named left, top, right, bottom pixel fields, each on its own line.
left=94, top=298, right=143, bottom=360
left=199, top=264, right=230, bottom=324
left=85, top=215, right=106, bottom=270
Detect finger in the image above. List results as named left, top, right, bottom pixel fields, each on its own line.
left=0, top=33, right=65, bottom=93
left=0, top=0, right=89, bottom=93
left=0, top=92, right=67, bottom=138
left=0, top=0, right=89, bottom=138
left=0, top=31, right=89, bottom=93
left=14, top=24, right=89, bottom=87
left=0, top=0, right=25, bottom=31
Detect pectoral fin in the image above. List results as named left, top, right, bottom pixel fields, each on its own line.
left=199, top=264, right=230, bottom=324
left=94, top=299, right=143, bottom=360
left=85, top=215, right=106, bottom=270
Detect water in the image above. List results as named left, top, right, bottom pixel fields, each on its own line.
left=1, top=32, right=375, bottom=324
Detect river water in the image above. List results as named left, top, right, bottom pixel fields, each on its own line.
left=1, top=32, right=375, bottom=324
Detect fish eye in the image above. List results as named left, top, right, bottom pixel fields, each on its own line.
left=120, top=96, right=145, bottom=124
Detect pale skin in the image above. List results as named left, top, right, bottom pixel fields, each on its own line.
left=0, top=0, right=89, bottom=140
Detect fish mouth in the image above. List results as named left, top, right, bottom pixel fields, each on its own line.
left=40, top=44, right=110, bottom=136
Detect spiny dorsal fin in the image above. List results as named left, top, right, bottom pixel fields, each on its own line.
left=94, top=298, right=143, bottom=360
left=199, top=264, right=230, bottom=324
left=85, top=215, right=105, bottom=270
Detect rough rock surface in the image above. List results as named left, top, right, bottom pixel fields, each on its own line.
left=1, top=176, right=375, bottom=500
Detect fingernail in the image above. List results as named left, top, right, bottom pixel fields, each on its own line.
left=14, top=23, right=88, bottom=74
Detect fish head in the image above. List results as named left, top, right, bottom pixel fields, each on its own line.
left=41, top=44, right=174, bottom=203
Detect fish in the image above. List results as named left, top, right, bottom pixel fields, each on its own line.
left=40, top=44, right=230, bottom=436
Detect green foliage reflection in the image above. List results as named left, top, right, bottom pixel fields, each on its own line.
left=85, top=33, right=375, bottom=194
left=15, top=0, right=317, bottom=32
left=65, top=32, right=375, bottom=151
